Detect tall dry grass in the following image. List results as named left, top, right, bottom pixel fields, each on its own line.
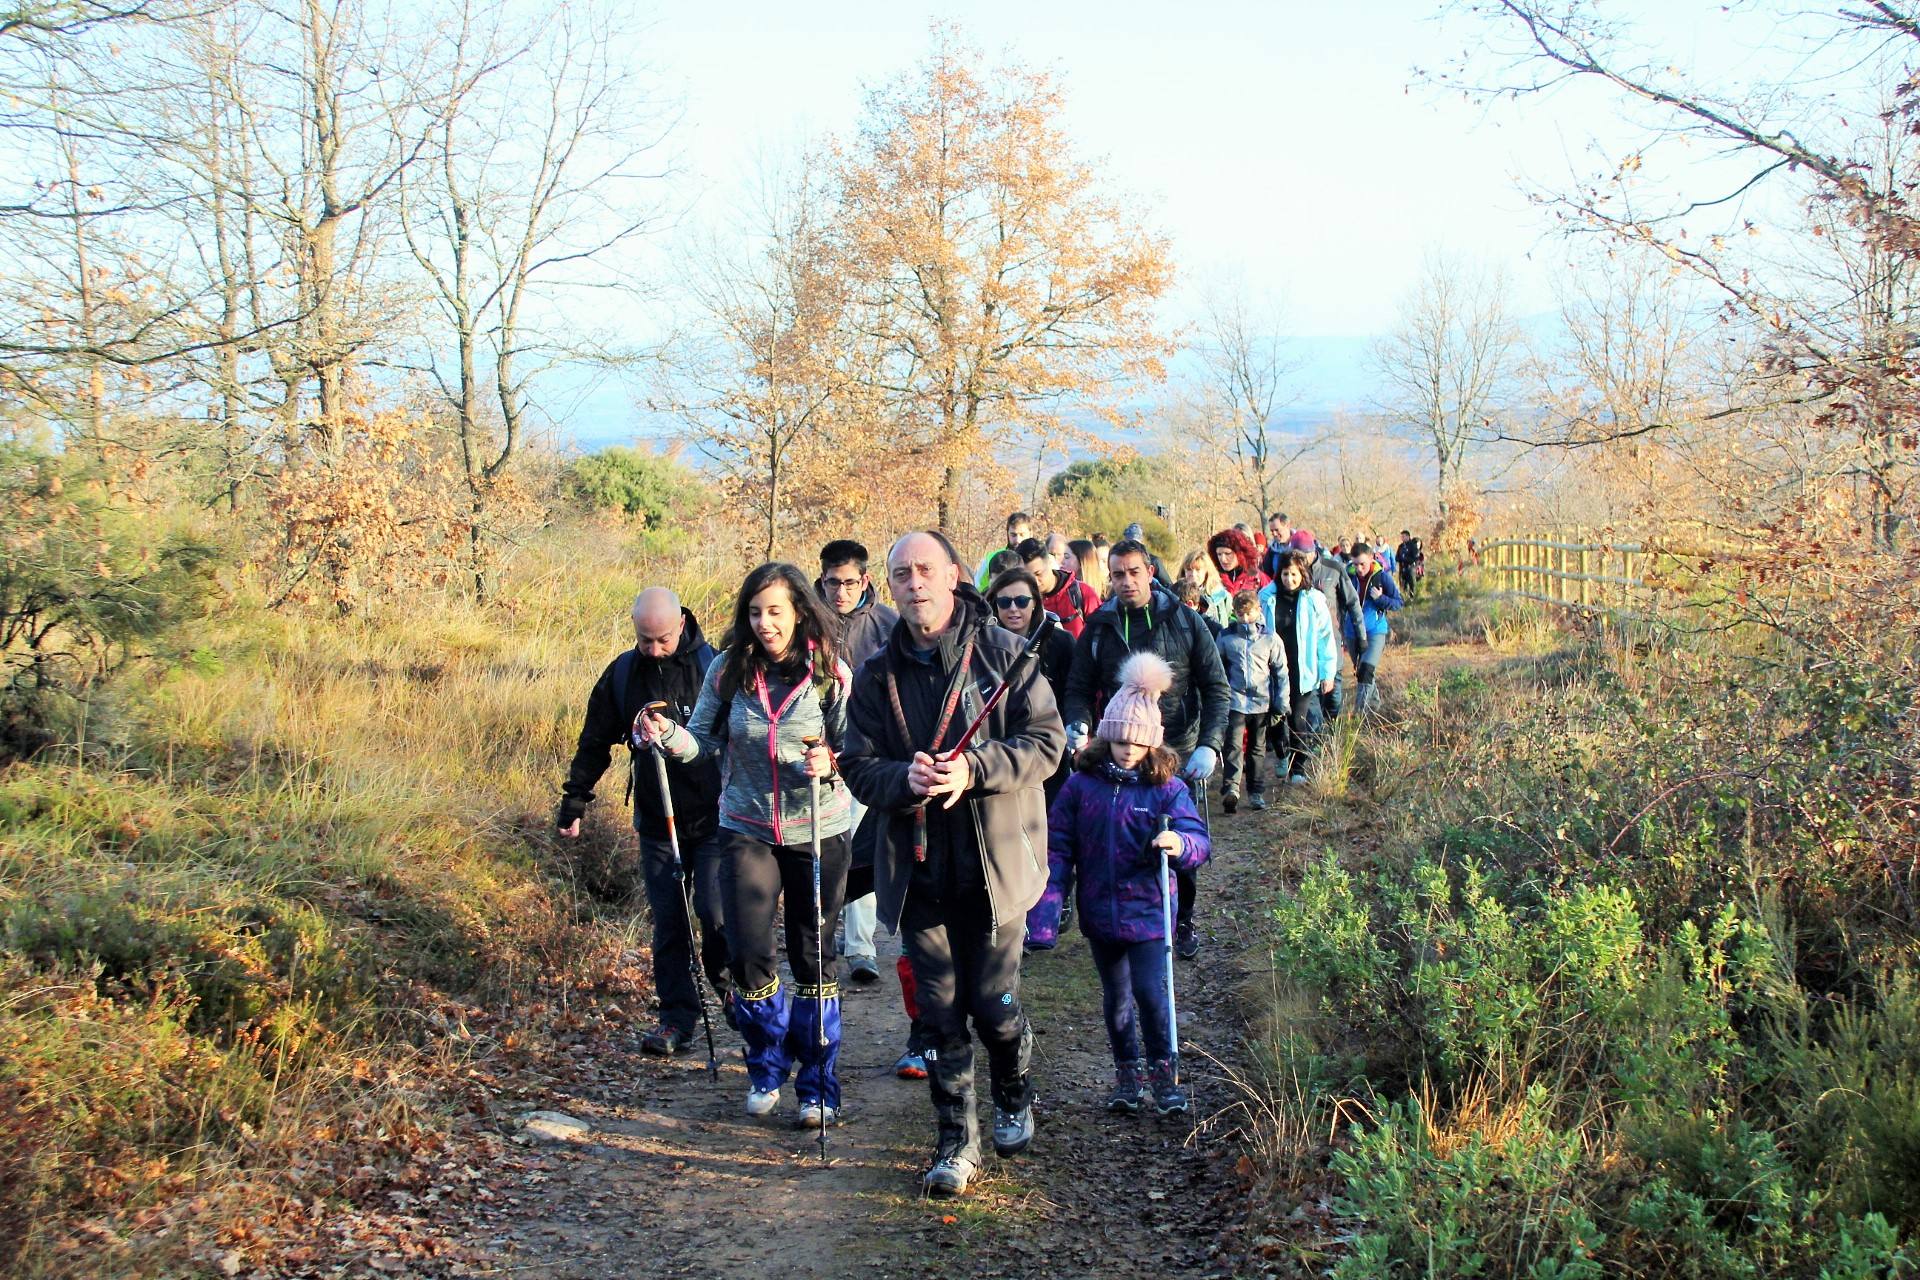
left=0, top=516, right=746, bottom=1276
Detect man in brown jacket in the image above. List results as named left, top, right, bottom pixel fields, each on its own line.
left=841, top=530, right=1065, bottom=1198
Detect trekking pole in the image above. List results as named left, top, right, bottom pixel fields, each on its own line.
left=1158, top=815, right=1180, bottom=1083
left=640, top=703, right=718, bottom=1082
left=935, top=615, right=1058, bottom=764
left=802, top=733, right=829, bottom=1163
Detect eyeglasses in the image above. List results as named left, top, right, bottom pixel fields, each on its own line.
left=822, top=576, right=864, bottom=590
left=993, top=595, right=1035, bottom=610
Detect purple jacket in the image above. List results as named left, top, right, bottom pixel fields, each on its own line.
left=1027, top=763, right=1210, bottom=946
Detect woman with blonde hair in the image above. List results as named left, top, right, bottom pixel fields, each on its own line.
left=1176, top=549, right=1232, bottom=625
left=1068, top=538, right=1109, bottom=601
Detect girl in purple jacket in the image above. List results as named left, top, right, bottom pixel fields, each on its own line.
left=1026, top=652, right=1210, bottom=1116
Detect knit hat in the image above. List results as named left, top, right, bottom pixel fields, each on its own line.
left=1289, top=529, right=1317, bottom=553
left=1097, top=651, right=1173, bottom=748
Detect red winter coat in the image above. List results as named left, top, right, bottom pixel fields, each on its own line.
left=1040, top=569, right=1101, bottom=639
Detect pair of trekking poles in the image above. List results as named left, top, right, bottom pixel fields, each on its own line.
left=637, top=703, right=832, bottom=1163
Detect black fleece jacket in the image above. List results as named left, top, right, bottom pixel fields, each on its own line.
left=557, top=609, right=721, bottom=842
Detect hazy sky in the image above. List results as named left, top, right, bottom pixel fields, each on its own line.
left=558, top=1, right=1841, bottom=438
left=637, top=1, right=1753, bottom=334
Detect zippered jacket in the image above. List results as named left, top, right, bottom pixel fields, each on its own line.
left=557, top=610, right=720, bottom=841
left=1347, top=563, right=1404, bottom=642
left=1061, top=584, right=1230, bottom=757
left=1218, top=618, right=1287, bottom=715
left=841, top=589, right=1065, bottom=939
left=663, top=651, right=853, bottom=847
left=1026, top=763, right=1209, bottom=946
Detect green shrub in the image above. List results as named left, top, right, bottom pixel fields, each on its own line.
left=564, top=445, right=703, bottom=525
left=1332, top=1087, right=1607, bottom=1280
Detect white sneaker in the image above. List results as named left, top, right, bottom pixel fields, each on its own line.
left=796, top=1102, right=841, bottom=1129
left=746, top=1087, right=779, bottom=1117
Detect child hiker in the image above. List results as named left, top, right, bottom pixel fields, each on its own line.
left=1025, top=652, right=1210, bottom=1116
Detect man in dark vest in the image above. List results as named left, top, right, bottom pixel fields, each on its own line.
left=842, top=531, right=1065, bottom=1198
left=557, top=587, right=731, bottom=1054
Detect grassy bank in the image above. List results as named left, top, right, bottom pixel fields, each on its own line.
left=0, top=519, right=735, bottom=1277
left=1244, top=570, right=1920, bottom=1279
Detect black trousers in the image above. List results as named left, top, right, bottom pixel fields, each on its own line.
left=718, top=828, right=851, bottom=994
left=639, top=831, right=732, bottom=1034
left=1222, top=709, right=1269, bottom=796
left=901, top=883, right=1033, bottom=1150
left=1275, top=688, right=1321, bottom=778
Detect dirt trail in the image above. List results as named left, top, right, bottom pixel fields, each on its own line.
left=434, top=637, right=1501, bottom=1280
left=446, top=826, right=1280, bottom=1279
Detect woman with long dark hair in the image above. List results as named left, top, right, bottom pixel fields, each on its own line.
left=640, top=562, right=854, bottom=1126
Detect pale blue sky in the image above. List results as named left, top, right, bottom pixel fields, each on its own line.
left=637, top=2, right=1743, bottom=330
left=558, top=1, right=1844, bottom=439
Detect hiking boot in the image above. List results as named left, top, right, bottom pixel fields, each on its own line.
left=1222, top=788, right=1238, bottom=815
left=923, top=1149, right=980, bottom=1198
left=1175, top=920, right=1199, bottom=960
left=1149, top=1057, right=1189, bottom=1116
left=1248, top=790, right=1268, bottom=811
left=796, top=1101, right=841, bottom=1129
left=1106, top=1060, right=1148, bottom=1114
left=991, top=1103, right=1034, bottom=1157
left=1288, top=770, right=1310, bottom=787
left=847, top=954, right=880, bottom=984
left=641, top=1023, right=693, bottom=1056
left=745, top=1087, right=780, bottom=1118
left=894, top=1050, right=928, bottom=1080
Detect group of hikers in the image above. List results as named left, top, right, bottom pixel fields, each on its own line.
left=555, top=512, right=1422, bottom=1198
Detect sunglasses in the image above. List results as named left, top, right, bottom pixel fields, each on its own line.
left=993, top=594, right=1035, bottom=611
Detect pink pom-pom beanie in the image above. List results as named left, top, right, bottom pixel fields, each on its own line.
left=1098, top=651, right=1174, bottom=748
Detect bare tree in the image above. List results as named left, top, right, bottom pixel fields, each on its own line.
left=1440, top=0, right=1920, bottom=551
left=1195, top=282, right=1314, bottom=524
left=1372, top=254, right=1518, bottom=520
left=399, top=0, right=672, bottom=597
left=661, top=154, right=876, bottom=561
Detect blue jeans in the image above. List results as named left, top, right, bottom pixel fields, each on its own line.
left=1355, top=629, right=1387, bottom=681
left=1087, top=935, right=1174, bottom=1063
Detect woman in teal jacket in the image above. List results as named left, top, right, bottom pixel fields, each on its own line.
left=1264, top=550, right=1338, bottom=786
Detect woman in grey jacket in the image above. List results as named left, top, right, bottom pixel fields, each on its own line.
left=641, top=562, right=854, bottom=1127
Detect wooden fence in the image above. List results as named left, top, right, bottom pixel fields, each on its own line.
left=1480, top=534, right=1656, bottom=615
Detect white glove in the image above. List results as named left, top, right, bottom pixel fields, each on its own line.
left=1066, top=722, right=1089, bottom=754
left=1180, top=745, right=1218, bottom=782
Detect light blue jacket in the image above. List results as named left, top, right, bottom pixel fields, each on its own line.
left=1259, top=585, right=1339, bottom=695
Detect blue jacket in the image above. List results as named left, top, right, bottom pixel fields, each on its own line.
left=1217, top=618, right=1287, bottom=715
left=1026, top=762, right=1210, bottom=946
left=1347, top=563, right=1403, bottom=643
left=1259, top=584, right=1340, bottom=694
